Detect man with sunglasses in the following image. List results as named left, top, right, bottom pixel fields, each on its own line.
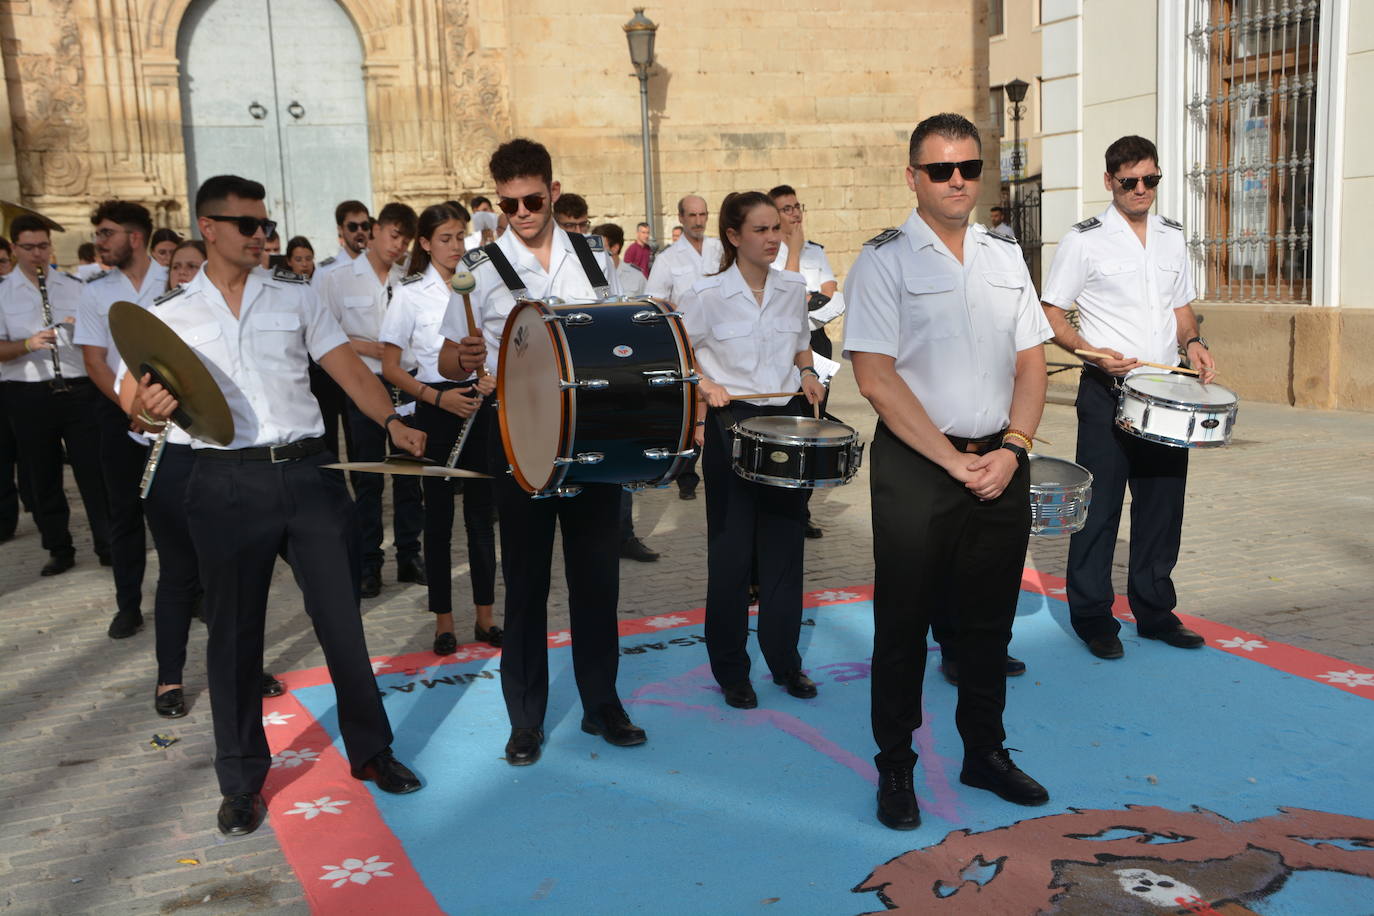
left=312, top=200, right=372, bottom=286
left=438, top=137, right=648, bottom=768
left=844, top=113, right=1054, bottom=830
left=135, top=174, right=427, bottom=837
left=1041, top=135, right=1218, bottom=661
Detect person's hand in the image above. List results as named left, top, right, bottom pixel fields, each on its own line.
left=350, top=338, right=385, bottom=360
left=693, top=421, right=706, bottom=449
left=457, top=335, right=487, bottom=373
left=136, top=372, right=178, bottom=422
left=1187, top=341, right=1217, bottom=384
left=441, top=387, right=483, bottom=419
left=964, top=448, right=1019, bottom=501
left=475, top=373, right=496, bottom=396
left=698, top=377, right=730, bottom=408
left=782, top=218, right=805, bottom=252
left=25, top=328, right=57, bottom=352
left=1091, top=347, right=1141, bottom=377
left=801, top=374, right=826, bottom=406
left=386, top=418, right=426, bottom=456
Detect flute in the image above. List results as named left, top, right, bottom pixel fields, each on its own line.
left=445, top=270, right=486, bottom=471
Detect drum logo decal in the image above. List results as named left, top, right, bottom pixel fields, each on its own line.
left=513, top=324, right=528, bottom=357
left=769, top=450, right=789, bottom=464
left=613, top=344, right=633, bottom=358
left=1201, top=418, right=1219, bottom=429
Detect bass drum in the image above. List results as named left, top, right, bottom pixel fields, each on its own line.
left=497, top=298, right=698, bottom=496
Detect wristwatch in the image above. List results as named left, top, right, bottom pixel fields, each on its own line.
left=1000, top=441, right=1028, bottom=461
left=1185, top=336, right=1208, bottom=350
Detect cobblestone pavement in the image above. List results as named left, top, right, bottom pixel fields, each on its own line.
left=2, top=372, right=1371, bottom=914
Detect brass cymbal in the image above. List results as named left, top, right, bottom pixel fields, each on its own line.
left=0, top=200, right=65, bottom=233
left=324, top=460, right=491, bottom=479
left=108, top=301, right=235, bottom=446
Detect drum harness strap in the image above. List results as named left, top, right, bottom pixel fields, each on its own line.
left=481, top=244, right=528, bottom=299
left=481, top=233, right=611, bottom=300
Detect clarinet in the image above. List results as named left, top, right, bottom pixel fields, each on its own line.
left=445, top=391, right=483, bottom=469
left=35, top=267, right=69, bottom=393
left=139, top=425, right=170, bottom=499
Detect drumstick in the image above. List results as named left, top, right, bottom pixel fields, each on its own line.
left=729, top=390, right=804, bottom=401
left=451, top=271, right=487, bottom=379
left=1073, top=349, right=1204, bottom=377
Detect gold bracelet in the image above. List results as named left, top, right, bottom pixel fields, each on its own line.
left=23, top=337, right=32, bottom=352
left=1003, top=431, right=1033, bottom=450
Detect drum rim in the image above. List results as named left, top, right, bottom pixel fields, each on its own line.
left=733, top=466, right=858, bottom=489
left=1121, top=373, right=1239, bottom=409
left=734, top=416, right=858, bottom=446
left=498, top=300, right=574, bottom=494
left=1114, top=419, right=1233, bottom=448
left=1028, top=454, right=1094, bottom=490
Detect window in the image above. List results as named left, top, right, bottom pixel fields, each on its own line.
left=1186, top=0, right=1320, bottom=303
left=990, top=85, right=1006, bottom=140
left=989, top=0, right=1004, bottom=36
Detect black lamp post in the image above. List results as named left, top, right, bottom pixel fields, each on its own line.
left=1004, top=78, right=1029, bottom=237
left=624, top=8, right=659, bottom=251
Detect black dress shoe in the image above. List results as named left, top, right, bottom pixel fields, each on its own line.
left=260, top=673, right=285, bottom=698
left=942, top=655, right=1026, bottom=686
left=1087, top=634, right=1125, bottom=659
left=804, top=522, right=823, bottom=539
left=155, top=688, right=186, bottom=719
left=505, top=727, right=544, bottom=766
left=619, top=537, right=660, bottom=562
left=41, top=554, right=75, bottom=577
left=217, top=793, right=266, bottom=836
left=97, top=552, right=113, bottom=568
left=107, top=611, right=144, bottom=639
left=960, top=748, right=1049, bottom=806
left=351, top=748, right=421, bottom=794
left=772, top=671, right=818, bottom=699
left=433, top=631, right=458, bottom=655
left=678, top=486, right=697, bottom=500
left=722, top=682, right=758, bottom=709
left=1005, top=655, right=1027, bottom=676
left=876, top=767, right=921, bottom=830
left=1141, top=626, right=1205, bottom=649
left=581, top=705, right=647, bottom=747
left=397, top=558, right=427, bottom=585
left=360, top=572, right=382, bottom=599
left=474, top=623, right=503, bottom=647
left=0, top=525, right=16, bottom=544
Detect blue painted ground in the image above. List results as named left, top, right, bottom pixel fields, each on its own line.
left=294, top=591, right=1374, bottom=915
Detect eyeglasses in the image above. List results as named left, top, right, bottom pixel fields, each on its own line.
left=344, top=220, right=372, bottom=233
left=15, top=241, right=52, bottom=253
left=778, top=203, right=805, bottom=216
left=558, top=218, right=591, bottom=233
left=92, top=227, right=127, bottom=241
left=914, top=160, right=984, bottom=182
left=497, top=194, right=547, bottom=215
left=204, top=214, right=278, bottom=237
left=1114, top=173, right=1163, bottom=191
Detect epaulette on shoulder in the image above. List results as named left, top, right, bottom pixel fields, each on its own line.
left=807, top=240, right=824, bottom=250
left=462, top=247, right=490, bottom=270
left=864, top=228, right=902, bottom=248
left=1072, top=217, right=1102, bottom=233
left=982, top=225, right=1018, bottom=244
left=272, top=266, right=308, bottom=284
left=86, top=269, right=111, bottom=283
left=400, top=272, right=424, bottom=285
left=153, top=285, right=185, bottom=306
left=1160, top=216, right=1183, bottom=230
left=583, top=234, right=604, bottom=252
left=318, top=255, right=337, bottom=267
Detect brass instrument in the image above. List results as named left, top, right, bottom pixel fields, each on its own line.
left=34, top=267, right=69, bottom=393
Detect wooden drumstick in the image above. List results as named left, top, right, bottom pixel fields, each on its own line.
left=450, top=270, right=487, bottom=378
left=729, top=390, right=804, bottom=401
left=1073, top=348, right=1204, bottom=377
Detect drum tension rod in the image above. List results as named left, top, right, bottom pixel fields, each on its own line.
left=543, top=312, right=593, bottom=325
left=643, top=447, right=697, bottom=460
left=558, top=378, right=609, bottom=390
left=642, top=369, right=702, bottom=387
left=631, top=309, right=684, bottom=323
left=553, top=452, right=604, bottom=466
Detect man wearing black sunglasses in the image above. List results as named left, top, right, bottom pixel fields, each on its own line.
left=313, top=199, right=371, bottom=287
left=1041, top=135, right=1218, bottom=662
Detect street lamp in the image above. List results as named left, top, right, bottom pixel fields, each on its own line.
left=1004, top=77, right=1029, bottom=239
left=624, top=8, right=659, bottom=251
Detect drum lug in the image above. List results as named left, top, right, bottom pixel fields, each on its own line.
left=544, top=311, right=592, bottom=325
left=555, top=486, right=583, bottom=498
left=643, top=447, right=697, bottom=460
left=554, top=452, right=605, bottom=466
left=559, top=378, right=609, bottom=390
left=631, top=309, right=684, bottom=323
left=621, top=480, right=651, bottom=492
left=643, top=369, right=701, bottom=387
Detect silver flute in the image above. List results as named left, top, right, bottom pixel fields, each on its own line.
left=444, top=387, right=485, bottom=470
left=34, top=267, right=69, bottom=392
left=139, top=425, right=171, bottom=499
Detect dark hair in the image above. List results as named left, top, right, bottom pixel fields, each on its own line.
left=715, top=191, right=776, bottom=274
left=636, top=222, right=649, bottom=231
left=908, top=113, right=982, bottom=166
left=591, top=222, right=624, bottom=252
left=150, top=227, right=183, bottom=249
left=172, top=239, right=207, bottom=260
left=990, top=206, right=1006, bottom=214
left=407, top=203, right=463, bottom=276
left=375, top=201, right=419, bottom=239
left=9, top=215, right=50, bottom=241
left=768, top=184, right=798, bottom=200
left=265, top=227, right=280, bottom=243
left=77, top=242, right=97, bottom=262
left=285, top=235, right=313, bottom=259
left=1105, top=135, right=1159, bottom=175
left=195, top=175, right=266, bottom=215
left=335, top=199, right=369, bottom=226
left=489, top=138, right=553, bottom=186
left=470, top=195, right=492, bottom=210
left=442, top=200, right=472, bottom=223
left=91, top=199, right=153, bottom=241
left=553, top=192, right=588, bottom=220
left=0, top=237, right=10, bottom=254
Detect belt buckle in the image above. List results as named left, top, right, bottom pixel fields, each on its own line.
left=269, top=443, right=292, bottom=463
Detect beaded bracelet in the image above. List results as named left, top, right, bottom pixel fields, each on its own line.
left=1003, top=430, right=1034, bottom=450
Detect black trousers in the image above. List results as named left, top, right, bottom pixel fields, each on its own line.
left=186, top=451, right=391, bottom=795
left=619, top=491, right=637, bottom=542
left=870, top=423, right=1029, bottom=768
left=309, top=361, right=353, bottom=460
left=702, top=401, right=808, bottom=687
left=1067, top=370, right=1189, bottom=640
left=94, top=398, right=147, bottom=617
left=488, top=430, right=622, bottom=729
left=1, top=380, right=110, bottom=559
left=414, top=386, right=496, bottom=615
left=143, top=443, right=200, bottom=685
left=345, top=377, right=422, bottom=574
left=0, top=401, right=32, bottom=535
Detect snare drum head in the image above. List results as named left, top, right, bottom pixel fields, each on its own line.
left=1124, top=373, right=1237, bottom=407
left=1029, top=455, right=1091, bottom=488
left=498, top=302, right=567, bottom=491
left=737, top=415, right=855, bottom=442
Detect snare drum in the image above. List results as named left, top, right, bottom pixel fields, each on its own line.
left=731, top=416, right=863, bottom=489
left=498, top=297, right=698, bottom=497
left=1029, top=455, right=1092, bottom=537
left=1115, top=373, right=1238, bottom=448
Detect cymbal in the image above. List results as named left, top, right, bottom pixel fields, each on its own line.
left=108, top=302, right=235, bottom=446
left=325, top=460, right=492, bottom=479
left=0, top=200, right=64, bottom=233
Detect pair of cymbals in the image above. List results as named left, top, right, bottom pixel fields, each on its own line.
left=326, top=458, right=490, bottom=479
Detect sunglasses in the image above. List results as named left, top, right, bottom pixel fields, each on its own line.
left=344, top=220, right=372, bottom=233
left=497, top=193, right=547, bottom=215
left=205, top=214, right=278, bottom=237
left=914, top=160, right=984, bottom=182
left=1114, top=173, right=1163, bottom=191
left=559, top=219, right=592, bottom=233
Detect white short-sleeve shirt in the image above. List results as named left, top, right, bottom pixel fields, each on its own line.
left=842, top=209, right=1053, bottom=438
left=74, top=262, right=170, bottom=379
left=617, top=260, right=647, bottom=296
left=150, top=266, right=349, bottom=449
left=1041, top=204, right=1195, bottom=371
left=773, top=239, right=841, bottom=330
left=645, top=235, right=724, bottom=305
left=380, top=264, right=464, bottom=385
left=679, top=263, right=810, bottom=407
left=316, top=252, right=403, bottom=374
left=0, top=269, right=88, bottom=383
left=310, top=246, right=356, bottom=286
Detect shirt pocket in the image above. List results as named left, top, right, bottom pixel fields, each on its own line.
left=1155, top=263, right=1182, bottom=309
left=982, top=271, right=1024, bottom=332
left=252, top=311, right=301, bottom=372
left=1098, top=260, right=1138, bottom=279
left=184, top=320, right=232, bottom=371
left=902, top=275, right=961, bottom=340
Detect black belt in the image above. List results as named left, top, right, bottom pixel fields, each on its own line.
left=195, top=436, right=328, bottom=463
left=946, top=429, right=1006, bottom=455
left=1082, top=364, right=1122, bottom=392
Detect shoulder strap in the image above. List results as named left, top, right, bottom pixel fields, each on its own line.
left=482, top=243, right=528, bottom=299
left=567, top=232, right=610, bottom=298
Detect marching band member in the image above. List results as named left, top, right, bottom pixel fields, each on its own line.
left=167, top=240, right=206, bottom=290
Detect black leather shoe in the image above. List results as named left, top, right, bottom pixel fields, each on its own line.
left=1142, top=626, right=1205, bottom=649
left=722, top=682, right=758, bottom=709
left=107, top=611, right=144, bottom=639
left=397, top=558, right=427, bottom=585
left=876, top=767, right=921, bottom=830
left=41, top=554, right=75, bottom=577
left=581, top=705, right=647, bottom=747
left=217, top=793, right=266, bottom=836
left=804, top=522, right=823, bottom=539
left=155, top=688, right=186, bottom=719
left=351, top=748, right=421, bottom=794
left=433, top=631, right=457, bottom=655
left=1087, top=634, right=1125, bottom=659
left=0, top=524, right=16, bottom=544
left=474, top=623, right=503, bottom=647
left=678, top=486, right=697, bottom=500
left=773, top=671, right=818, bottom=699
left=960, top=748, right=1049, bottom=806
left=260, top=673, right=285, bottom=698
left=1005, top=655, right=1026, bottom=676
left=505, top=727, right=544, bottom=766
left=941, top=655, right=1025, bottom=686
left=360, top=572, right=382, bottom=599
left=619, top=537, right=660, bottom=562
left=97, top=552, right=113, bottom=568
